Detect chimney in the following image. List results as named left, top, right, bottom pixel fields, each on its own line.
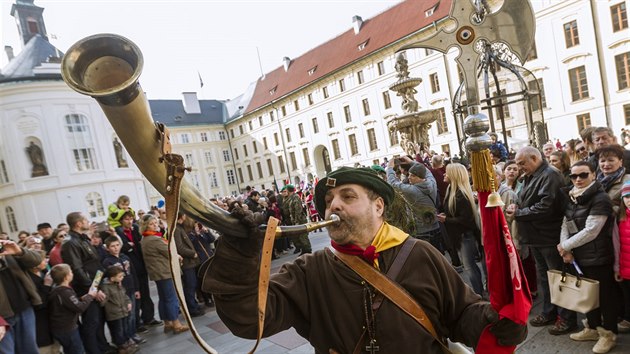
left=352, top=15, right=363, bottom=34
left=282, top=57, right=291, bottom=72
left=182, top=92, right=201, bottom=114
left=4, top=46, right=14, bottom=61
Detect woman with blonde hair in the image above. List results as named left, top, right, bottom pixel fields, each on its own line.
left=437, top=163, right=486, bottom=296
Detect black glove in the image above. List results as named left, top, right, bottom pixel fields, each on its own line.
left=221, top=206, right=265, bottom=257
left=486, top=308, right=528, bottom=346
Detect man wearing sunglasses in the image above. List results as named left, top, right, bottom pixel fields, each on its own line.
left=506, top=146, right=576, bottom=335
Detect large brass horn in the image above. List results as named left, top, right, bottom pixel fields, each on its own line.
left=61, top=33, right=247, bottom=238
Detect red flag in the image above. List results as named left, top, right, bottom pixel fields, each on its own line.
left=476, top=191, right=532, bottom=353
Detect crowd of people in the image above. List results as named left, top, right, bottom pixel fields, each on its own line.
left=2, top=125, right=630, bottom=353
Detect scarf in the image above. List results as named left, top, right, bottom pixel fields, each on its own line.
left=331, top=222, right=408, bottom=269
left=598, top=167, right=626, bottom=192
left=142, top=230, right=167, bottom=243
left=568, top=181, right=596, bottom=204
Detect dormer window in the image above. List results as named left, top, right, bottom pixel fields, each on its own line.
left=425, top=4, right=438, bottom=17
left=308, top=66, right=317, bottom=76
left=269, top=86, right=277, bottom=95
left=174, top=115, right=182, bottom=121
left=27, top=18, right=39, bottom=34
left=358, top=39, right=369, bottom=51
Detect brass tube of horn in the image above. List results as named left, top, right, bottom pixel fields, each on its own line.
left=61, top=34, right=247, bottom=238
left=261, top=214, right=340, bottom=236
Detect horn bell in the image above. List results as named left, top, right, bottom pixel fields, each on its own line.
left=61, top=33, right=247, bottom=238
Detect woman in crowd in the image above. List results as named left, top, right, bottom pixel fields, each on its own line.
left=564, top=138, right=582, bottom=165
left=558, top=161, right=617, bottom=353
left=549, top=151, right=572, bottom=186
left=16, top=230, right=29, bottom=247
left=597, top=145, right=630, bottom=214
left=140, top=214, right=189, bottom=334
left=437, top=163, right=485, bottom=296
left=27, top=250, right=56, bottom=353
left=47, top=228, right=67, bottom=267
left=502, top=160, right=523, bottom=194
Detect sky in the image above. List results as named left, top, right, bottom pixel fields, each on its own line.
left=1, top=0, right=401, bottom=100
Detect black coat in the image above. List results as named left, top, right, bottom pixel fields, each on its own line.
left=515, top=161, right=566, bottom=247
left=115, top=224, right=147, bottom=277
left=562, top=181, right=614, bottom=267
left=60, top=231, right=104, bottom=296
left=28, top=271, right=53, bottom=347
left=442, top=189, right=479, bottom=250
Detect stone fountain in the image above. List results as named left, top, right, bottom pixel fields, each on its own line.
left=386, top=53, right=440, bottom=156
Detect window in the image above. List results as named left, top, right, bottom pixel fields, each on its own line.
left=226, top=170, right=236, bottom=185
left=200, top=132, right=208, bottom=142
left=248, top=121, right=253, bottom=131
left=576, top=113, right=591, bottom=132
left=209, top=171, right=218, bottom=188
left=344, top=105, right=352, bottom=122
left=237, top=168, right=244, bottom=183
left=302, top=148, right=311, bottom=167
left=563, top=20, right=580, bottom=48
left=611, top=2, right=628, bottom=32
left=496, top=89, right=511, bottom=118
left=289, top=152, right=297, bottom=171
left=624, top=104, right=630, bottom=125
left=185, top=153, right=194, bottom=167
left=5, top=206, right=18, bottom=232
left=528, top=78, right=548, bottom=111
left=230, top=129, right=234, bottom=138
left=307, top=93, right=314, bottom=105
left=367, top=128, right=378, bottom=151
left=247, top=165, right=253, bottom=181
left=85, top=192, right=105, bottom=218
left=390, top=130, right=399, bottom=146
left=322, top=86, right=329, bottom=99
left=281, top=106, right=287, bottom=116
left=441, top=144, right=450, bottom=154
left=436, top=108, right=449, bottom=134
left=233, top=148, right=240, bottom=160
left=237, top=125, right=243, bottom=135
left=362, top=99, right=371, bottom=116
left=266, top=159, right=274, bottom=176
left=312, top=118, right=319, bottom=133
left=285, top=128, right=292, bottom=143
left=218, top=131, right=226, bottom=140
left=377, top=61, right=385, bottom=76
left=274, top=132, right=279, bottom=146
left=278, top=155, right=286, bottom=173
left=294, top=100, right=300, bottom=111
left=27, top=19, right=39, bottom=34
left=429, top=73, right=440, bottom=93
left=425, top=48, right=434, bottom=56
left=298, top=123, right=305, bottom=138
left=327, top=112, right=335, bottom=128
left=252, top=141, right=258, bottom=154
left=223, top=149, right=231, bottom=162
left=357, top=70, right=365, bottom=84
left=339, top=79, right=346, bottom=92
left=615, top=52, right=630, bottom=90
left=348, top=134, right=359, bottom=156
left=180, top=133, right=190, bottom=144
left=263, top=137, right=268, bottom=149
left=243, top=145, right=248, bottom=157
left=258, top=116, right=263, bottom=126
left=332, top=139, right=341, bottom=160
left=569, top=66, right=589, bottom=101
left=269, top=110, right=275, bottom=121
left=527, top=40, right=538, bottom=61
left=0, top=160, right=9, bottom=184
left=189, top=173, right=201, bottom=190
left=256, top=162, right=263, bottom=179
left=65, top=114, right=98, bottom=171
left=382, top=91, right=392, bottom=109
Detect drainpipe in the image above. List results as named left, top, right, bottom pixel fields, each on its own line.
left=589, top=0, right=612, bottom=127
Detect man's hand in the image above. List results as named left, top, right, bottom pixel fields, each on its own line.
left=222, top=206, right=265, bottom=257
left=0, top=240, right=24, bottom=257
left=135, top=291, right=141, bottom=299
left=485, top=309, right=528, bottom=346
left=95, top=290, right=106, bottom=302
left=387, top=159, right=396, bottom=168
left=0, top=325, right=5, bottom=342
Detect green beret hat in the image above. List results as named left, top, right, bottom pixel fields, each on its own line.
left=314, top=166, right=394, bottom=218
left=285, top=184, right=295, bottom=192
left=370, top=165, right=386, bottom=174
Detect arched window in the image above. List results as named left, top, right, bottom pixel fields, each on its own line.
left=65, top=114, right=98, bottom=171
left=85, top=192, right=105, bottom=218
left=5, top=206, right=18, bottom=232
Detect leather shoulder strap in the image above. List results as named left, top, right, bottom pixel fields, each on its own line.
left=331, top=241, right=450, bottom=353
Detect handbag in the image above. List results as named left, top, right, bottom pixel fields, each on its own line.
left=548, top=261, right=599, bottom=313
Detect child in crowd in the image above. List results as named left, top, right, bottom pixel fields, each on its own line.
left=616, top=181, right=630, bottom=333
left=108, top=195, right=136, bottom=229
left=47, top=264, right=96, bottom=354
left=101, top=266, right=137, bottom=354
left=102, top=236, right=145, bottom=344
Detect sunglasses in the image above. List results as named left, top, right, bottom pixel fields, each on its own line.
left=569, top=172, right=590, bottom=180
left=577, top=147, right=586, bottom=152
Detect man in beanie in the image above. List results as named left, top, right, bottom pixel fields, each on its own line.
left=205, top=166, right=527, bottom=353
left=386, top=155, right=442, bottom=251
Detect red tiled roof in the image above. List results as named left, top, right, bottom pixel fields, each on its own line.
left=244, top=0, right=451, bottom=115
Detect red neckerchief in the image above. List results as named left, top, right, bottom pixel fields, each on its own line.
left=142, top=230, right=167, bottom=244
left=330, top=240, right=379, bottom=264
left=122, top=228, right=134, bottom=243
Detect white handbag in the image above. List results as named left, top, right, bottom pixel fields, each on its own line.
left=548, top=262, right=599, bottom=314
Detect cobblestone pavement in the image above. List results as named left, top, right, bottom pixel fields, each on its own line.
left=134, top=230, right=629, bottom=353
